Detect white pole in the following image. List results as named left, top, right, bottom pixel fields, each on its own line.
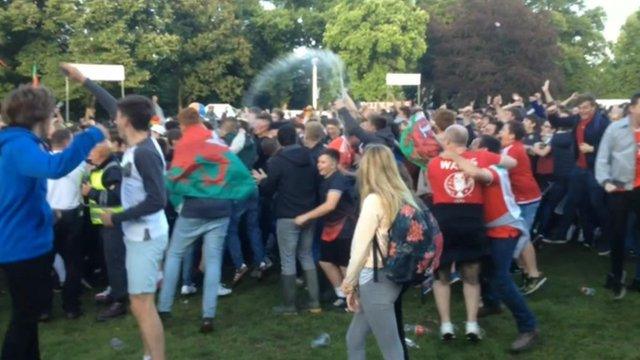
left=121, top=81, right=124, bottom=98
left=311, top=57, right=318, bottom=109
left=65, top=77, right=69, bottom=123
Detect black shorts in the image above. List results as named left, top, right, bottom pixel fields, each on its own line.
left=433, top=204, right=488, bottom=265
left=320, top=237, right=351, bottom=267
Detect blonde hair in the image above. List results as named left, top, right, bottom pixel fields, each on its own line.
left=357, top=144, right=417, bottom=222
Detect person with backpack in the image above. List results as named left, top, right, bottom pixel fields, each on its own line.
left=341, top=144, right=441, bottom=360
left=427, top=125, right=516, bottom=341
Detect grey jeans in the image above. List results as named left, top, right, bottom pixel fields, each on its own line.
left=276, top=219, right=316, bottom=276
left=346, top=273, right=403, bottom=360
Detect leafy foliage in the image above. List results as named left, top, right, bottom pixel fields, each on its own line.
left=323, top=0, right=428, bottom=101
left=607, top=10, right=640, bottom=98
left=524, top=0, right=608, bottom=94
left=424, top=0, right=561, bottom=105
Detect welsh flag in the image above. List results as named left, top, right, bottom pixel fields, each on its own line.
left=399, top=111, right=441, bottom=168
left=32, top=64, right=40, bottom=87
left=166, top=123, right=255, bottom=207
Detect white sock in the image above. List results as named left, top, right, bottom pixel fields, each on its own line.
left=53, top=253, right=66, bottom=284
left=143, top=355, right=151, bottom=360
left=466, top=321, right=479, bottom=333
left=440, top=322, right=453, bottom=332
left=335, top=287, right=345, bottom=298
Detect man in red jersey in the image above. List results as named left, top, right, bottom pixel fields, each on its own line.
left=500, top=121, right=547, bottom=295
left=444, top=135, right=539, bottom=353
left=428, top=125, right=516, bottom=342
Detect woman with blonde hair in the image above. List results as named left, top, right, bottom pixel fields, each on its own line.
left=341, top=144, right=420, bottom=360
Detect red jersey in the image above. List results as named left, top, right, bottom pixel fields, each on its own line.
left=503, top=141, right=541, bottom=204
left=484, top=167, right=522, bottom=239
left=428, top=149, right=501, bottom=205
left=635, top=130, right=640, bottom=188
left=576, top=117, right=592, bottom=169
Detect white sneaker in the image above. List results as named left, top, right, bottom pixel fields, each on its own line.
left=440, top=322, right=455, bottom=341
left=95, top=287, right=111, bottom=302
left=218, top=285, right=232, bottom=297
left=465, top=322, right=483, bottom=342
left=180, top=285, right=197, bottom=296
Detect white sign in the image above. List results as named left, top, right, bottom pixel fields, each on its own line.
left=596, top=99, right=627, bottom=107
left=69, top=63, right=125, bottom=82
left=386, top=73, right=421, bottom=86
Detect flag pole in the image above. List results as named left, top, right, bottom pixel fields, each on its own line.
left=65, top=77, right=70, bottom=123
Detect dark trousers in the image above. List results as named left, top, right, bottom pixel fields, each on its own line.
left=481, top=238, right=537, bottom=333
left=557, top=167, right=608, bottom=244
left=100, top=226, right=128, bottom=302
left=538, top=176, right=570, bottom=238
left=608, top=189, right=640, bottom=283
left=1, top=252, right=53, bottom=360
left=47, top=207, right=84, bottom=313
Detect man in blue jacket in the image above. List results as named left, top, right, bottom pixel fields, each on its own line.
left=0, top=84, right=105, bottom=360
left=548, top=95, right=610, bottom=251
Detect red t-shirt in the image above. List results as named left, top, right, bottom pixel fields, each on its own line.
left=484, top=167, right=521, bottom=239
left=504, top=141, right=541, bottom=204
left=428, top=149, right=501, bottom=205
left=536, top=154, right=553, bottom=176
left=576, top=118, right=592, bottom=169
left=635, top=130, right=640, bottom=189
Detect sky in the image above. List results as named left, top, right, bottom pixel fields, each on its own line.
left=584, top=0, right=639, bottom=41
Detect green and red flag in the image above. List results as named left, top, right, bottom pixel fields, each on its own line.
left=399, top=111, right=442, bottom=168
left=166, top=124, right=256, bottom=207
left=32, top=64, right=40, bottom=87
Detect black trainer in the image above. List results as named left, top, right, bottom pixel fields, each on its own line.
left=628, top=278, right=640, bottom=292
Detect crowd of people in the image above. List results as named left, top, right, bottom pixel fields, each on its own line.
left=0, top=61, right=640, bottom=360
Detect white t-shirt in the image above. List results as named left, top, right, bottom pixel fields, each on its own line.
left=47, top=151, right=86, bottom=210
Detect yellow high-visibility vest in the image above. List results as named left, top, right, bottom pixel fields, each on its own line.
left=87, top=162, right=124, bottom=225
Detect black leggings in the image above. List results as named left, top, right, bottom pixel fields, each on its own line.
left=394, top=285, right=409, bottom=360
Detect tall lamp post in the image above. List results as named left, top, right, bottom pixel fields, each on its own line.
left=311, top=57, right=319, bottom=109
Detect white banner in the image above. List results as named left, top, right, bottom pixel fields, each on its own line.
left=69, top=63, right=125, bottom=82
left=386, top=73, right=421, bottom=86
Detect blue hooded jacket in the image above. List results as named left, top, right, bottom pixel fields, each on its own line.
left=0, top=126, right=104, bottom=264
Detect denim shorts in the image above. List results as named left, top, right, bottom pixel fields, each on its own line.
left=124, top=233, right=168, bottom=295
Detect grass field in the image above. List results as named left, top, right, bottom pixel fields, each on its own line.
left=1, top=242, right=639, bottom=360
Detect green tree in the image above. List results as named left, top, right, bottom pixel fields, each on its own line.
left=68, top=0, right=179, bottom=96
left=524, top=0, right=607, bottom=94
left=607, top=10, right=640, bottom=98
left=0, top=0, right=77, bottom=98
left=423, top=0, right=561, bottom=105
left=169, top=0, right=253, bottom=108
left=323, top=0, right=428, bottom=101
left=239, top=0, right=328, bottom=78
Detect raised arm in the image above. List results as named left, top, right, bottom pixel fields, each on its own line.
left=61, top=63, right=118, bottom=120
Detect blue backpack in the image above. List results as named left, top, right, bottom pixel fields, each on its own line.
left=373, top=200, right=443, bottom=285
